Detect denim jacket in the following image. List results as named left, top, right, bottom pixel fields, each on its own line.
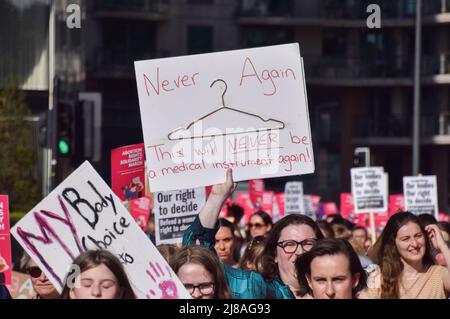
left=183, top=216, right=294, bottom=299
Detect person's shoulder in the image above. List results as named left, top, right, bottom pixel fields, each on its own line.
left=428, top=264, right=449, bottom=277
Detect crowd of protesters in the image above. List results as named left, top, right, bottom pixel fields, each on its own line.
left=1, top=169, right=450, bottom=299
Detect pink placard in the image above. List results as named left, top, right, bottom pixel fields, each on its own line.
left=130, top=196, right=152, bottom=231
left=111, top=143, right=146, bottom=201
left=0, top=195, right=12, bottom=285
left=248, top=179, right=264, bottom=208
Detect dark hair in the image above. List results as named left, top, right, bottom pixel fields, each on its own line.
left=317, top=220, right=334, bottom=238
left=219, top=218, right=236, bottom=235
left=170, top=245, right=232, bottom=299
left=378, top=212, right=434, bottom=299
left=249, top=210, right=273, bottom=227
left=238, top=235, right=266, bottom=272
left=295, top=238, right=367, bottom=298
left=156, top=244, right=179, bottom=265
left=437, top=221, right=450, bottom=238
left=227, top=204, right=244, bottom=224
left=259, top=214, right=324, bottom=282
left=61, top=250, right=136, bottom=299
left=418, top=214, right=437, bottom=227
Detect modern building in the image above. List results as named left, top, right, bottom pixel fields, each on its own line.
left=4, top=0, right=450, bottom=213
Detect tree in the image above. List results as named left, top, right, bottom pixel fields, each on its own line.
left=0, top=80, right=39, bottom=212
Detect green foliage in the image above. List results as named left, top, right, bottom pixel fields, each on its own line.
left=0, top=79, right=39, bottom=212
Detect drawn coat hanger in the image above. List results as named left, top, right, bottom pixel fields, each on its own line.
left=167, top=79, right=286, bottom=141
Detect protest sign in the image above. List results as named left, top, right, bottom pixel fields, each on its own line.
left=135, top=43, right=314, bottom=192
left=0, top=195, right=12, bottom=285
left=303, top=195, right=316, bottom=221
left=129, top=196, right=152, bottom=231
left=389, top=194, right=404, bottom=216
left=249, top=179, right=264, bottom=207
left=6, top=271, right=34, bottom=299
left=340, top=193, right=354, bottom=220
left=351, top=167, right=388, bottom=213
left=236, top=192, right=256, bottom=224
left=322, top=202, right=338, bottom=216
left=260, top=191, right=274, bottom=216
left=403, top=176, right=438, bottom=219
left=154, top=187, right=205, bottom=245
left=284, top=181, right=305, bottom=215
left=11, top=161, right=190, bottom=299
left=111, top=143, right=146, bottom=201
left=273, top=193, right=285, bottom=222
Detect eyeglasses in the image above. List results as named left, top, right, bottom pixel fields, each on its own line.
left=27, top=266, right=43, bottom=278
left=184, top=282, right=215, bottom=295
left=248, top=223, right=265, bottom=229
left=277, top=239, right=317, bottom=254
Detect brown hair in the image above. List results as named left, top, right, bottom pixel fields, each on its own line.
left=377, top=212, right=433, bottom=299
left=157, top=244, right=180, bottom=265
left=60, top=250, right=136, bottom=299
left=259, top=214, right=324, bottom=282
left=170, top=245, right=232, bottom=299
left=238, top=236, right=266, bottom=272
left=296, top=238, right=367, bottom=298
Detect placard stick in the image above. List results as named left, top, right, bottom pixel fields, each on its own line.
left=369, top=212, right=376, bottom=244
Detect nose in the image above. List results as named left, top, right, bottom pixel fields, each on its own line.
left=191, top=287, right=202, bottom=299
left=91, top=284, right=102, bottom=298
left=325, top=283, right=336, bottom=299
left=294, top=244, right=305, bottom=256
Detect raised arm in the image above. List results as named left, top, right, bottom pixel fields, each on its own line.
left=425, top=224, right=450, bottom=292
left=182, top=169, right=237, bottom=248
left=199, top=168, right=236, bottom=228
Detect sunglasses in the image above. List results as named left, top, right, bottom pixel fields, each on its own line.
left=27, top=266, right=43, bottom=278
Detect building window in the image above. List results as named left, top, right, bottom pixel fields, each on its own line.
left=323, top=30, right=347, bottom=57
left=187, top=26, right=213, bottom=54
left=241, top=27, right=294, bottom=48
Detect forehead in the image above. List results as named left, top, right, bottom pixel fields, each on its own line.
left=250, top=215, right=264, bottom=223
left=279, top=224, right=316, bottom=241
left=80, top=264, right=117, bottom=281
left=310, top=254, right=351, bottom=275
left=177, top=263, right=213, bottom=283
left=353, top=229, right=366, bottom=236
left=216, top=226, right=233, bottom=239
left=397, top=222, right=422, bottom=237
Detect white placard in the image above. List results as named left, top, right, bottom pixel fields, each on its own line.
left=154, top=187, right=205, bottom=245
left=351, top=167, right=388, bottom=213
left=303, top=195, right=317, bottom=221
left=403, top=176, right=438, bottom=219
left=10, top=161, right=190, bottom=299
left=135, top=43, right=314, bottom=192
left=284, top=181, right=305, bottom=215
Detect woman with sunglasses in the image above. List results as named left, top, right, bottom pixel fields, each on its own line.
left=170, top=245, right=232, bottom=299
left=247, top=211, right=273, bottom=239
left=183, top=169, right=323, bottom=298
left=21, top=253, right=60, bottom=299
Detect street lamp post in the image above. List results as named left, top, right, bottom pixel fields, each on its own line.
left=412, top=0, right=422, bottom=175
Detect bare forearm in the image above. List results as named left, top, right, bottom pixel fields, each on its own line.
left=199, top=194, right=227, bottom=228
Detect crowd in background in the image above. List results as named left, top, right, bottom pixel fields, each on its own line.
left=1, top=170, right=450, bottom=299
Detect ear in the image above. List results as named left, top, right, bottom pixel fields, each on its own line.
left=352, top=273, right=361, bottom=289
left=69, top=288, right=76, bottom=299
left=267, top=224, right=272, bottom=232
